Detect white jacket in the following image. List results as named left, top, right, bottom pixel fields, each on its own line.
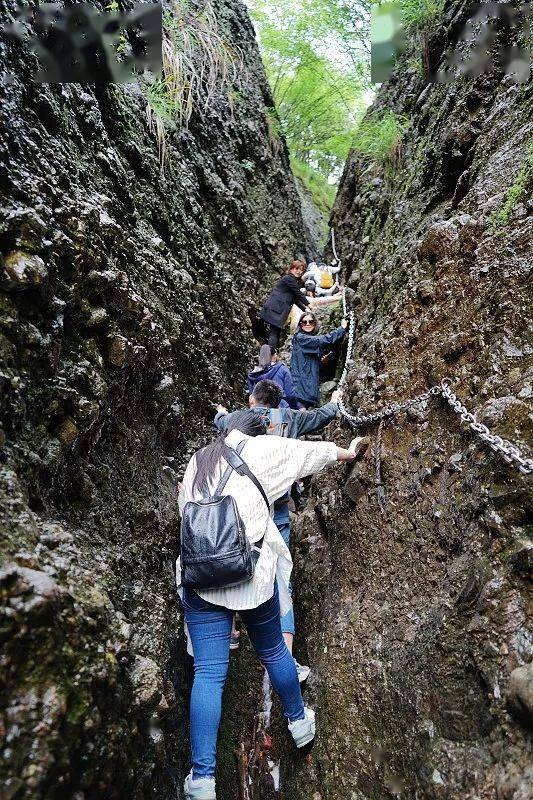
left=302, top=262, right=341, bottom=284
left=176, top=428, right=337, bottom=613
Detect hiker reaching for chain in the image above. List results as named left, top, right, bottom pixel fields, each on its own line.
left=291, top=312, right=348, bottom=410
left=213, top=380, right=364, bottom=681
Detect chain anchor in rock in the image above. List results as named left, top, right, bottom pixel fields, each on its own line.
left=439, top=380, right=533, bottom=475
left=337, top=371, right=533, bottom=475
left=330, top=263, right=532, bottom=476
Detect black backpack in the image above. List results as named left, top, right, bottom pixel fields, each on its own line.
left=180, top=441, right=270, bottom=590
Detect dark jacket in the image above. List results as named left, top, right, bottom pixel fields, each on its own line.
left=260, top=274, right=309, bottom=328
left=291, top=327, right=346, bottom=406
left=247, top=362, right=295, bottom=407
left=214, top=402, right=339, bottom=439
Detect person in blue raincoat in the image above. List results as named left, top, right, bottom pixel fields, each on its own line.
left=247, top=344, right=296, bottom=408
left=291, top=312, right=348, bottom=409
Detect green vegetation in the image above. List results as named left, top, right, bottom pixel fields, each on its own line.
left=492, top=142, right=533, bottom=228
left=374, top=0, right=444, bottom=78
left=385, top=0, right=444, bottom=30
left=291, top=157, right=337, bottom=215
left=351, top=109, right=409, bottom=171
left=265, top=106, right=283, bottom=156
left=247, top=0, right=370, bottom=198
left=144, top=0, right=242, bottom=166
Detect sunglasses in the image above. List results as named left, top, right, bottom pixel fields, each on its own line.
left=300, top=318, right=314, bottom=325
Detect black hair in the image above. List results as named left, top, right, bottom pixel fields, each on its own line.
left=252, top=379, right=283, bottom=408
left=298, top=311, right=319, bottom=335
left=193, top=409, right=267, bottom=495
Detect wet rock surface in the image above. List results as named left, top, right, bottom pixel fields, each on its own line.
left=0, top=1, right=308, bottom=797
left=284, top=9, right=533, bottom=800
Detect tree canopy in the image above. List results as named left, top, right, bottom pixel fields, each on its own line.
left=246, top=0, right=370, bottom=184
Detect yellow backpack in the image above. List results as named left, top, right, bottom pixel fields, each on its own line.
left=319, top=269, right=334, bottom=289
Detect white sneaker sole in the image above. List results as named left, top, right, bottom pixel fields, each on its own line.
left=297, top=665, right=311, bottom=683
left=184, top=776, right=216, bottom=800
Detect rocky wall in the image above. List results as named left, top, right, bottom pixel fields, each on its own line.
left=284, top=2, right=532, bottom=799
left=0, top=1, right=309, bottom=797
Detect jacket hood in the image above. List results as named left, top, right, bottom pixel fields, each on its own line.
left=248, top=362, right=284, bottom=384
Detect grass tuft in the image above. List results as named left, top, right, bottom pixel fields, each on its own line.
left=145, top=0, right=243, bottom=167
left=492, top=141, right=533, bottom=228
left=351, top=109, right=409, bottom=171
left=385, top=0, right=444, bottom=30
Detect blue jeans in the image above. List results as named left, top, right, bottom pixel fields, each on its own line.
left=182, top=583, right=305, bottom=779
left=274, top=499, right=295, bottom=636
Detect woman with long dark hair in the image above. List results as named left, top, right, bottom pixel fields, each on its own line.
left=177, top=409, right=364, bottom=799
left=291, top=312, right=348, bottom=409
left=259, top=260, right=310, bottom=348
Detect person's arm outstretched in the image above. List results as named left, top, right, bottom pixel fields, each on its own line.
left=286, top=274, right=310, bottom=311
left=316, top=319, right=348, bottom=350
left=214, top=407, right=231, bottom=432
left=294, top=401, right=339, bottom=437
left=250, top=435, right=363, bottom=505
left=336, top=440, right=364, bottom=461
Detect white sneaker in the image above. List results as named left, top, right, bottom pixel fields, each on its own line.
left=294, top=658, right=311, bottom=683
left=184, top=771, right=216, bottom=800
left=288, top=706, right=316, bottom=747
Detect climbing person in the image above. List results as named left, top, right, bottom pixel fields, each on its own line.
left=177, top=409, right=366, bottom=800
left=302, top=261, right=341, bottom=297
left=247, top=344, right=296, bottom=408
left=214, top=380, right=359, bottom=680
left=259, top=260, right=310, bottom=348
left=304, top=277, right=317, bottom=297
left=291, top=313, right=348, bottom=409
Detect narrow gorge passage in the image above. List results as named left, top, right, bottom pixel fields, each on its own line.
left=1, top=2, right=532, bottom=800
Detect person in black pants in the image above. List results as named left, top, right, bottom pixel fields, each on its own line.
left=259, top=260, right=310, bottom=347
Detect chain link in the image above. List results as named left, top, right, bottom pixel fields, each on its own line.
left=331, top=227, right=340, bottom=263
left=331, top=234, right=532, bottom=476
left=439, top=382, right=533, bottom=475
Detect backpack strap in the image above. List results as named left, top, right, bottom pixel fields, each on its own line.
left=216, top=442, right=270, bottom=511
left=269, top=409, right=283, bottom=425
left=267, top=408, right=289, bottom=437
left=215, top=440, right=246, bottom=497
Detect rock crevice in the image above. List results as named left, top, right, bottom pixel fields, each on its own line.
left=0, top=1, right=309, bottom=796
left=284, top=13, right=532, bottom=800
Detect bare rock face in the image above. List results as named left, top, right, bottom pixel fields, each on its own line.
left=0, top=1, right=308, bottom=796
left=284, top=7, right=533, bottom=800
left=507, top=662, right=533, bottom=729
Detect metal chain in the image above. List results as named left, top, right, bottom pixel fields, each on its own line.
left=331, top=236, right=532, bottom=476
left=375, top=419, right=386, bottom=515
left=439, top=380, right=533, bottom=475
left=331, top=227, right=340, bottom=263
left=337, top=293, right=353, bottom=390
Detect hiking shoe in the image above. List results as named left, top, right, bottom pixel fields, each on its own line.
left=230, top=631, right=240, bottom=651
left=288, top=706, right=315, bottom=747
left=294, top=659, right=311, bottom=683
left=184, top=771, right=216, bottom=800
left=349, top=436, right=371, bottom=460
